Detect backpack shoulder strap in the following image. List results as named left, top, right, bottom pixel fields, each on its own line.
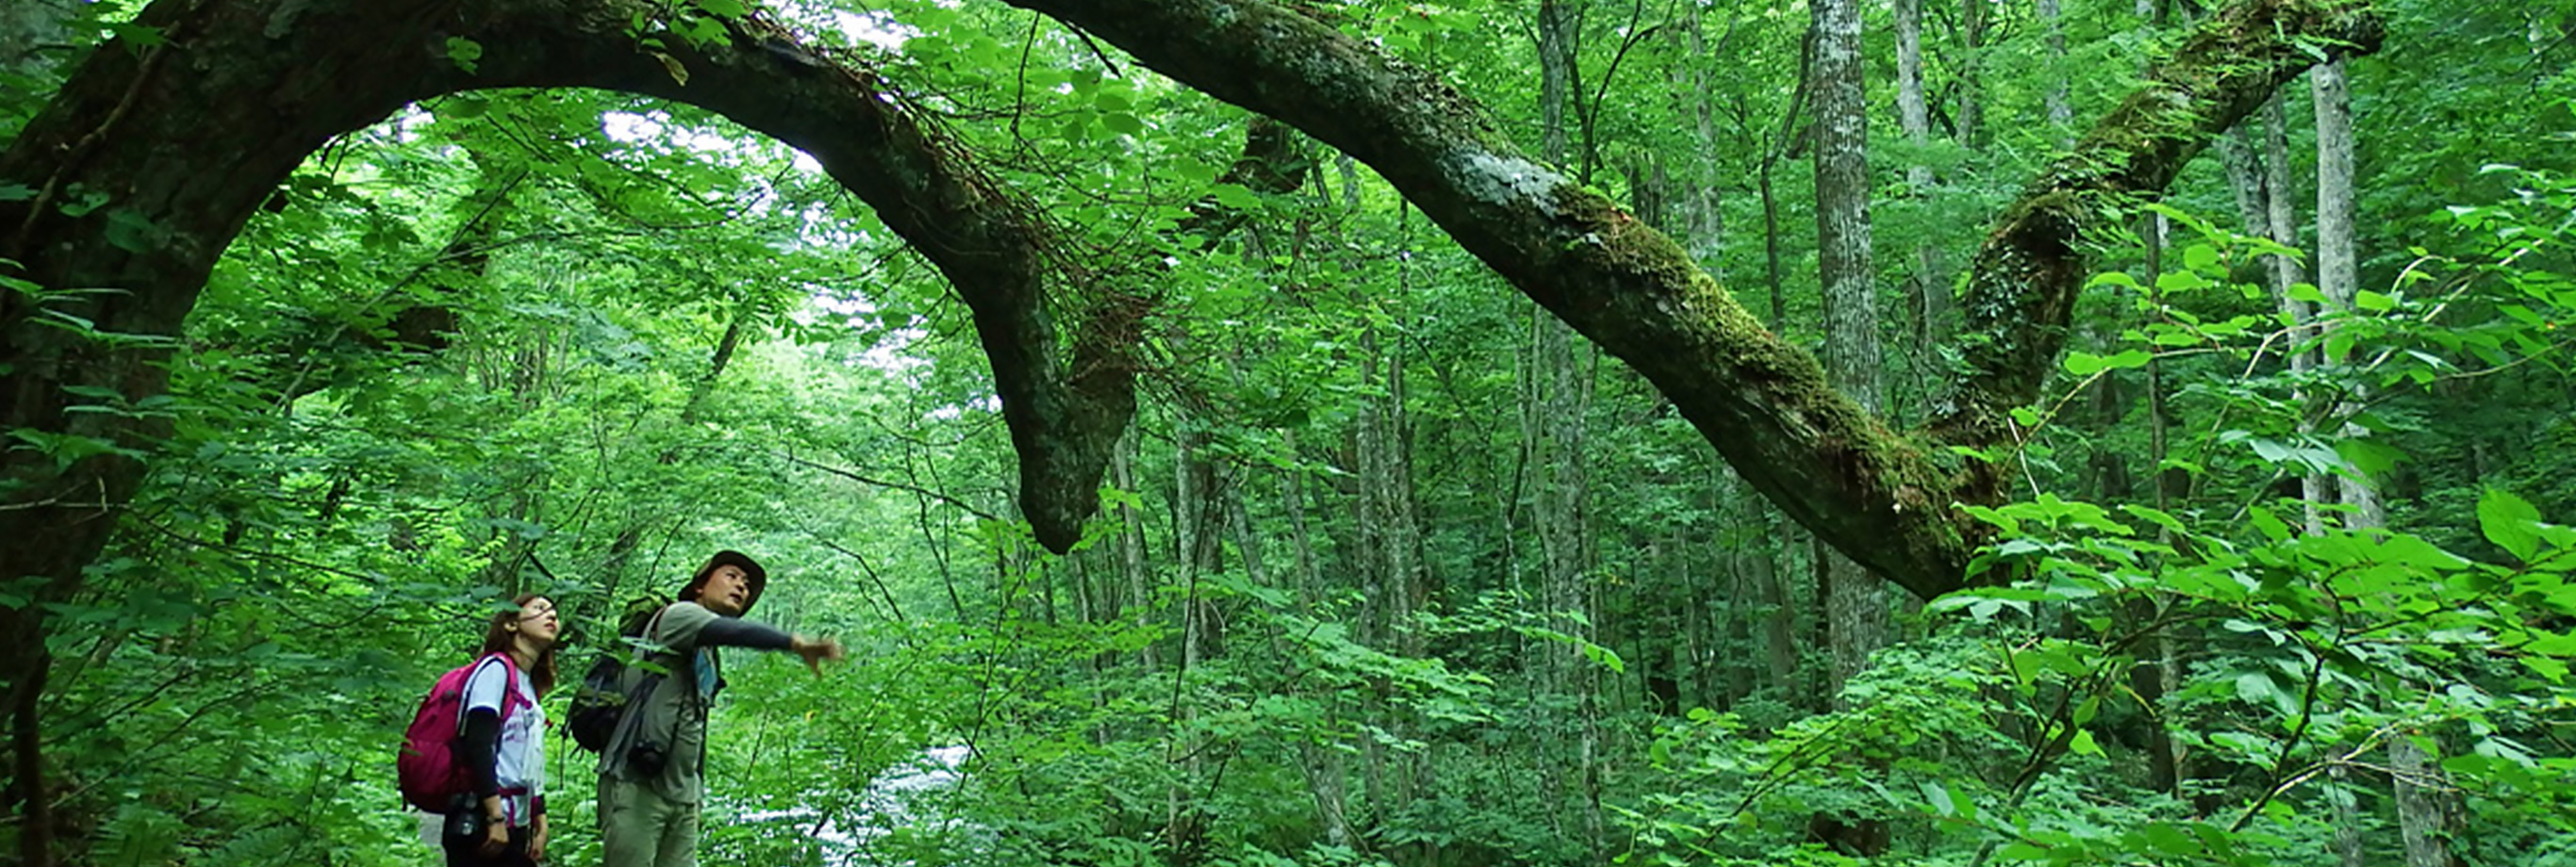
left=466, top=652, right=532, bottom=725
left=638, top=604, right=682, bottom=659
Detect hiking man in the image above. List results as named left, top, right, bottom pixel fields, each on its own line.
left=597, top=550, right=845, bottom=867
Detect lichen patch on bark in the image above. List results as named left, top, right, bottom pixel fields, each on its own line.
left=1446, top=150, right=1566, bottom=217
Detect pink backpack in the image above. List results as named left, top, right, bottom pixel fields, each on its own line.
left=396, top=653, right=529, bottom=813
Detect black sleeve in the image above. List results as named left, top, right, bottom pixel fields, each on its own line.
left=697, top=616, right=794, bottom=651
left=534, top=794, right=546, bottom=819
left=457, top=708, right=502, bottom=798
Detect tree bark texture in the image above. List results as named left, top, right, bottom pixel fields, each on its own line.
left=2218, top=123, right=2271, bottom=237
left=2390, top=733, right=2458, bottom=867
left=0, top=0, right=76, bottom=77
left=2041, top=0, right=2073, bottom=133
left=1958, top=0, right=1989, bottom=150
left=1113, top=428, right=1159, bottom=671
left=1896, top=0, right=1946, bottom=362
left=2257, top=93, right=2333, bottom=532
left=1003, top=0, right=2384, bottom=603
left=1811, top=0, right=1891, bottom=696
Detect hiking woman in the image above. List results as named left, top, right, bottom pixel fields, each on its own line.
left=449, top=595, right=561, bottom=866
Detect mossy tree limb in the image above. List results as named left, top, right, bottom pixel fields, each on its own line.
left=1935, top=0, right=2384, bottom=505
left=1001, top=0, right=2384, bottom=601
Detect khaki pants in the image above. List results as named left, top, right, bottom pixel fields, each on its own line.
left=598, top=777, right=699, bottom=867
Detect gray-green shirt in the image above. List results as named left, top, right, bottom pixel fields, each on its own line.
left=597, top=601, right=792, bottom=804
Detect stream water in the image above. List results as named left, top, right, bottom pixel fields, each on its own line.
left=734, top=744, right=972, bottom=866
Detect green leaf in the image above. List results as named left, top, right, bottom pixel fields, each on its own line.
left=2119, top=504, right=2188, bottom=536
left=2248, top=506, right=2289, bottom=542
left=442, top=96, right=490, bottom=120
left=104, top=209, right=161, bottom=254
left=1210, top=183, right=1262, bottom=210
left=445, top=37, right=483, bottom=74
left=2478, top=488, right=2543, bottom=562
left=1099, top=112, right=1145, bottom=136
left=694, top=0, right=747, bottom=17
left=2334, top=438, right=2406, bottom=477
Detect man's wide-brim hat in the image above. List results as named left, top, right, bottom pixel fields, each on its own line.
left=681, top=549, right=768, bottom=613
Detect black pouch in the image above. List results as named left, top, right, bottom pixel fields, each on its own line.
left=441, top=794, right=487, bottom=843
left=629, top=741, right=669, bottom=778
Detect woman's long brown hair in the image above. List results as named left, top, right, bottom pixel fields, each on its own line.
left=479, top=594, right=560, bottom=696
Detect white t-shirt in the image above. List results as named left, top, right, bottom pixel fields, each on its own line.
left=461, top=655, right=545, bottom=827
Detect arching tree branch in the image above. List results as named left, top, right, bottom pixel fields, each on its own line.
left=996, top=0, right=2383, bottom=600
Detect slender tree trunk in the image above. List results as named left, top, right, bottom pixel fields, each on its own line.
left=1897, top=0, right=1943, bottom=392
left=2328, top=772, right=2370, bottom=867
left=1534, top=5, right=1605, bottom=857
left=2218, top=123, right=2271, bottom=237
left=1737, top=478, right=1800, bottom=695
left=2259, top=93, right=2330, bottom=532
left=1808, top=0, right=1888, bottom=852
left=2040, top=0, right=2072, bottom=135
left=1679, top=14, right=1726, bottom=275
left=1540, top=0, right=1582, bottom=173
left=1115, top=428, right=1159, bottom=670
left=2137, top=213, right=2185, bottom=797
left=1166, top=414, right=1225, bottom=862
left=1759, top=163, right=1789, bottom=331
left=2390, top=735, right=2457, bottom=867
left=2307, top=56, right=2452, bottom=866
left=1959, top=0, right=1988, bottom=150
left=2312, top=58, right=2358, bottom=382
left=1272, top=429, right=1354, bottom=848
left=1812, top=0, right=1889, bottom=700
left=1281, top=431, right=1321, bottom=613
left=8, top=647, right=49, bottom=867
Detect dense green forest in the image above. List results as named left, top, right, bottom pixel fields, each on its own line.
left=3, top=0, right=2572, bottom=865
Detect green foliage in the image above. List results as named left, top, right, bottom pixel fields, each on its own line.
left=14, top=2, right=2576, bottom=867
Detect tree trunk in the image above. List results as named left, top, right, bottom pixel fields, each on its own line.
left=1897, top=0, right=1945, bottom=385
left=1166, top=413, right=1225, bottom=862
left=2328, top=769, right=2370, bottom=867
left=1534, top=7, right=1604, bottom=853
left=2260, top=92, right=2334, bottom=533
left=1272, top=429, right=1354, bottom=848
left=1115, top=428, right=1160, bottom=670
left=8, top=646, right=50, bottom=867
left=1759, top=161, right=1790, bottom=332
left=1959, top=0, right=1989, bottom=150
left=1540, top=0, right=1582, bottom=174
left=2218, top=123, right=2271, bottom=237
left=2390, top=734, right=2457, bottom=867
left=2041, top=0, right=2073, bottom=135
left=2137, top=213, right=2185, bottom=796
left=1812, top=0, right=1890, bottom=699
left=2308, top=56, right=2450, bottom=866
left=1679, top=13, right=1727, bottom=276
left=2312, top=57, right=2357, bottom=379
left=1734, top=477, right=1801, bottom=695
